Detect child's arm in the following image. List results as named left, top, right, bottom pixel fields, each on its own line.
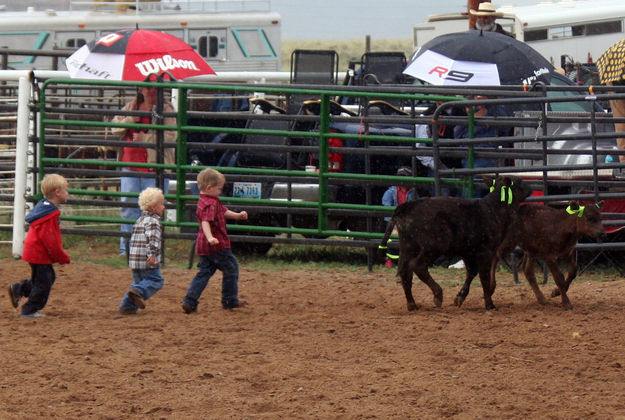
left=225, top=210, right=248, bottom=221
left=201, top=220, right=219, bottom=245
left=144, top=217, right=162, bottom=266
left=40, top=213, right=71, bottom=264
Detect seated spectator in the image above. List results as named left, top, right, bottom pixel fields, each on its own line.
left=381, top=167, right=417, bottom=267
left=454, top=95, right=509, bottom=198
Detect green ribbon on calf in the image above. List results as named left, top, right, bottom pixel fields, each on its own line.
left=378, top=244, right=398, bottom=259
left=500, top=186, right=513, bottom=205
left=566, top=205, right=586, bottom=217
left=490, top=180, right=513, bottom=205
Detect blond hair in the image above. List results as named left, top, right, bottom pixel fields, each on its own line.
left=138, top=187, right=164, bottom=211
left=40, top=174, right=68, bottom=198
left=197, top=168, right=225, bottom=191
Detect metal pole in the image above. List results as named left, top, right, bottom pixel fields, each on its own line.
left=12, top=73, right=32, bottom=257
left=318, top=94, right=330, bottom=232
left=155, top=82, right=165, bottom=191
left=175, top=87, right=188, bottom=225
left=590, top=97, right=599, bottom=202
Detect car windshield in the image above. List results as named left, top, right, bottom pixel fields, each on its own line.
left=547, top=73, right=596, bottom=112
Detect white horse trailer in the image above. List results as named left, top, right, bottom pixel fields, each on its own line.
left=0, top=0, right=281, bottom=72
left=412, top=0, right=625, bottom=66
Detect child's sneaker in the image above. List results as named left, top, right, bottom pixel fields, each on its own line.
left=7, top=283, right=20, bottom=308
left=127, top=289, right=145, bottom=309
left=448, top=259, right=466, bottom=269
left=21, top=311, right=45, bottom=318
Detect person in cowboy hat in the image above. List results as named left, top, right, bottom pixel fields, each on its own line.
left=470, top=2, right=513, bottom=37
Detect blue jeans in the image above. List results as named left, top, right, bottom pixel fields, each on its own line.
left=461, top=156, right=497, bottom=199
left=427, top=168, right=452, bottom=197
left=119, top=268, right=165, bottom=312
left=183, top=249, right=240, bottom=309
left=120, top=168, right=169, bottom=254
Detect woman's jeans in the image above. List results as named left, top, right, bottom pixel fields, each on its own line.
left=461, top=156, right=497, bottom=198
left=183, top=249, right=240, bottom=309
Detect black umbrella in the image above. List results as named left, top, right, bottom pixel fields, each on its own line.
left=404, top=30, right=553, bottom=86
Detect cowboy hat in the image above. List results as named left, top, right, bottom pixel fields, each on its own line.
left=469, top=2, right=504, bottom=17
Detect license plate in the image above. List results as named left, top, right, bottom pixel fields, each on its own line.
left=232, top=182, right=261, bottom=199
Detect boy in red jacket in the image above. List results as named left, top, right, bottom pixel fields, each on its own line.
left=7, top=174, right=71, bottom=318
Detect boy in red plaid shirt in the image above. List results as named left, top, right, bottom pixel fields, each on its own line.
left=182, top=168, right=248, bottom=313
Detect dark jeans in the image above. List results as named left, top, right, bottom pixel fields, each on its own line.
left=13, top=264, right=56, bottom=315
left=461, top=157, right=497, bottom=198
left=183, top=249, right=240, bottom=309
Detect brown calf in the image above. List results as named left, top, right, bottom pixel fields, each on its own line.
left=381, top=176, right=531, bottom=311
left=490, top=201, right=606, bottom=309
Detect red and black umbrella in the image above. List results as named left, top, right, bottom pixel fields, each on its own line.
left=66, top=29, right=215, bottom=81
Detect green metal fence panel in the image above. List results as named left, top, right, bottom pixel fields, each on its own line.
left=36, top=78, right=465, bottom=249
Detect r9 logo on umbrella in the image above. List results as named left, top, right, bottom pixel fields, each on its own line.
left=428, top=66, right=474, bottom=83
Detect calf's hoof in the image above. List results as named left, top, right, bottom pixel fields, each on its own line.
left=453, top=295, right=464, bottom=307
left=407, top=302, right=419, bottom=311
left=433, top=295, right=443, bottom=308
left=551, top=288, right=561, bottom=298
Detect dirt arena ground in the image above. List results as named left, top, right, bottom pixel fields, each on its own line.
left=2, top=258, right=625, bottom=419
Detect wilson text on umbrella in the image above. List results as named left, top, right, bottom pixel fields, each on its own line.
left=134, top=55, right=201, bottom=77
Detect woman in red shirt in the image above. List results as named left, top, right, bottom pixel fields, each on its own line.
left=111, top=86, right=176, bottom=255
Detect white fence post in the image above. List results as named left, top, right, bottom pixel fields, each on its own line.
left=11, top=73, right=33, bottom=258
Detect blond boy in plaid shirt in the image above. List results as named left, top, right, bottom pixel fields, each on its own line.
left=118, top=187, right=166, bottom=315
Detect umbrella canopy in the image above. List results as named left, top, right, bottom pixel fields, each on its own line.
left=403, top=30, right=553, bottom=86
left=597, top=38, right=625, bottom=85
left=65, top=29, right=215, bottom=81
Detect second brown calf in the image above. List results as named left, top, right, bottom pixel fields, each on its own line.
left=490, top=201, right=606, bottom=309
